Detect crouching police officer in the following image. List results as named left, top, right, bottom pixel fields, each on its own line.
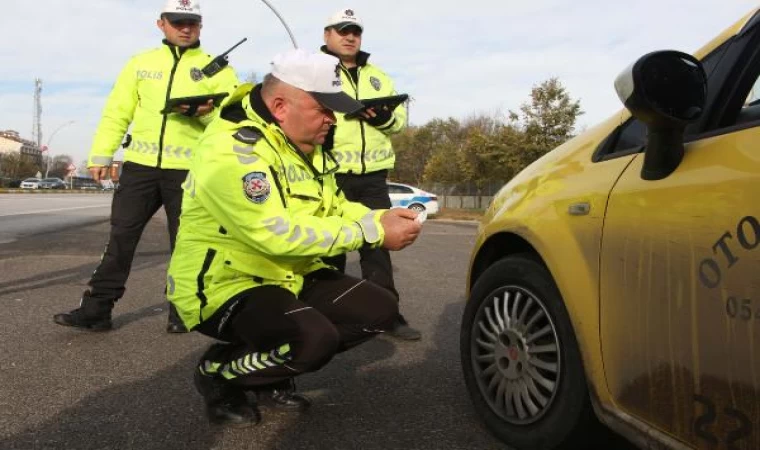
left=166, top=49, right=423, bottom=426
left=52, top=0, right=240, bottom=333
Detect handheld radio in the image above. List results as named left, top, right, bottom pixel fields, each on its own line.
left=201, top=37, right=248, bottom=78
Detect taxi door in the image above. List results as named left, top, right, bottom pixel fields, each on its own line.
left=599, top=22, right=760, bottom=449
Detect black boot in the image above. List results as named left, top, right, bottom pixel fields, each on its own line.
left=256, top=378, right=312, bottom=411
left=194, top=368, right=260, bottom=427
left=166, top=302, right=188, bottom=334
left=53, top=290, right=113, bottom=331
left=387, top=314, right=422, bottom=341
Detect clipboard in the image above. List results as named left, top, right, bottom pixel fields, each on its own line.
left=344, top=94, right=409, bottom=119
left=161, top=93, right=229, bottom=114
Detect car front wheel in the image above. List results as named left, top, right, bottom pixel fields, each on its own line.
left=408, top=203, right=425, bottom=214
left=460, top=255, right=598, bottom=449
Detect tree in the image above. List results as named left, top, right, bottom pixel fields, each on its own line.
left=0, top=152, right=41, bottom=179
left=509, top=77, right=583, bottom=156
left=392, top=118, right=463, bottom=185
left=47, top=154, right=74, bottom=179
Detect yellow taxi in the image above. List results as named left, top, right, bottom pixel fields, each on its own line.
left=460, top=8, right=760, bottom=450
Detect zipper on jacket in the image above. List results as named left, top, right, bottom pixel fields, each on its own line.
left=158, top=46, right=184, bottom=168
left=341, top=65, right=368, bottom=174
left=269, top=165, right=288, bottom=208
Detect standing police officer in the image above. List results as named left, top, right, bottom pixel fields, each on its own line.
left=320, top=8, right=421, bottom=340
left=166, top=50, right=422, bottom=426
left=53, top=0, right=240, bottom=333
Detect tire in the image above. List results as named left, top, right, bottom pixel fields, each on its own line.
left=460, top=255, right=597, bottom=449
left=408, top=203, right=426, bottom=214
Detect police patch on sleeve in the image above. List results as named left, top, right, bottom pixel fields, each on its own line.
left=242, top=172, right=270, bottom=204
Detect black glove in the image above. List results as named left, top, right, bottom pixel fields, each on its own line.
left=363, top=106, right=393, bottom=128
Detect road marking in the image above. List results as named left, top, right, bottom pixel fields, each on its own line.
left=0, top=205, right=109, bottom=218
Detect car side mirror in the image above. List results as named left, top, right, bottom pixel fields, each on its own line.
left=614, top=50, right=707, bottom=180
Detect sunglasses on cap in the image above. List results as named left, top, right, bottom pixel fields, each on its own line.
left=334, top=26, right=362, bottom=37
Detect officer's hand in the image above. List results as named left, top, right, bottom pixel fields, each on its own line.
left=195, top=99, right=215, bottom=117
left=362, top=106, right=393, bottom=127
left=88, top=166, right=108, bottom=182
left=380, top=208, right=422, bottom=251
left=175, top=100, right=214, bottom=117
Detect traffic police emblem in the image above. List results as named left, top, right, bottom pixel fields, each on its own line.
left=242, top=172, right=270, bottom=204
left=370, top=76, right=382, bottom=91
left=190, top=67, right=204, bottom=82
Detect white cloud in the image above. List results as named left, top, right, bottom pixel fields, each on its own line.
left=0, top=0, right=757, bottom=164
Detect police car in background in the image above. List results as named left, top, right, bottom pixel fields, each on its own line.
left=387, top=181, right=439, bottom=216
left=461, top=7, right=760, bottom=450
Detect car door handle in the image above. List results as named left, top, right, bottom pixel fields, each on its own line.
left=568, top=202, right=590, bottom=216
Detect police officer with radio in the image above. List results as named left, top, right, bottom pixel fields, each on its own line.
left=53, top=0, right=240, bottom=333
left=166, top=50, right=422, bottom=426
left=320, top=8, right=421, bottom=340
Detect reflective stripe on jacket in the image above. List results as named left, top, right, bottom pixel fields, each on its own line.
left=167, top=84, right=386, bottom=330
left=88, top=41, right=240, bottom=170
left=322, top=47, right=407, bottom=174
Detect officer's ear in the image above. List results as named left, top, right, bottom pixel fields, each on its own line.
left=269, top=96, right=288, bottom=124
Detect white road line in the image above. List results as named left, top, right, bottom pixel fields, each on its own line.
left=0, top=205, right=109, bottom=218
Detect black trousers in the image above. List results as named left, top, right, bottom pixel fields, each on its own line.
left=323, top=170, right=399, bottom=300
left=88, top=162, right=188, bottom=303
left=196, top=269, right=398, bottom=388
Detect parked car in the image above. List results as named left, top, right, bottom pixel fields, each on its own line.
left=39, top=177, right=67, bottom=189
left=387, top=182, right=439, bottom=216
left=461, top=8, right=760, bottom=450
left=20, top=178, right=41, bottom=189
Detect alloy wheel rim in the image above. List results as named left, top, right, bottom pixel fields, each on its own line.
left=470, top=285, right=561, bottom=425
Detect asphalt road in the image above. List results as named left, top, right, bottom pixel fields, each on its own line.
left=0, top=206, right=525, bottom=450
left=0, top=196, right=637, bottom=450
left=0, top=193, right=113, bottom=244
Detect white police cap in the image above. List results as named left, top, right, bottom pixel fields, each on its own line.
left=271, top=49, right=363, bottom=114
left=161, top=0, right=202, bottom=22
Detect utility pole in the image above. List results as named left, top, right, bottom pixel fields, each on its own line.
left=32, top=79, right=43, bottom=149
left=405, top=97, right=414, bottom=128
left=44, top=120, right=76, bottom=178
left=259, top=0, right=298, bottom=49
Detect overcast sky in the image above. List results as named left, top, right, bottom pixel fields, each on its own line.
left=0, top=0, right=757, bottom=166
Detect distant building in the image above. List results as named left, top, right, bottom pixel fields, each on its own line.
left=0, top=130, right=43, bottom=166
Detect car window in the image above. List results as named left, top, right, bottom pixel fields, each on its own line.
left=733, top=72, right=760, bottom=126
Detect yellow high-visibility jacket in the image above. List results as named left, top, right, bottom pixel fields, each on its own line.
left=322, top=47, right=407, bottom=174
left=167, top=84, right=387, bottom=330
left=88, top=40, right=240, bottom=170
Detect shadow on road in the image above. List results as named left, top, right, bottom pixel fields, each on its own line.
left=0, top=255, right=636, bottom=450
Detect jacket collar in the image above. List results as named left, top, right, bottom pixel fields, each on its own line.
left=320, top=45, right=370, bottom=67
left=248, top=84, right=277, bottom=125
left=162, top=39, right=201, bottom=56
